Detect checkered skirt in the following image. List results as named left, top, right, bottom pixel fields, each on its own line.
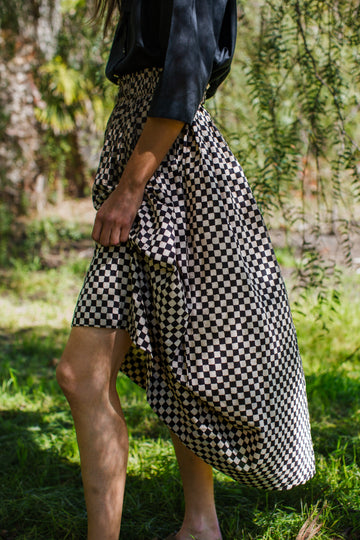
left=73, top=68, right=315, bottom=490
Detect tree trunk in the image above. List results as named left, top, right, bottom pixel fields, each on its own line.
left=0, top=0, right=61, bottom=214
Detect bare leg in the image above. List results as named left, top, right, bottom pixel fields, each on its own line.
left=170, top=432, right=222, bottom=540
left=56, top=327, right=131, bottom=540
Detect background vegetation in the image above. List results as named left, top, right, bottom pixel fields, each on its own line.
left=0, top=0, right=360, bottom=538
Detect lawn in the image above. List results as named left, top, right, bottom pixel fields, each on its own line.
left=0, top=213, right=359, bottom=540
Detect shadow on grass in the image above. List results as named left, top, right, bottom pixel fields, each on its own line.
left=306, top=371, right=360, bottom=458
left=0, top=409, right=86, bottom=540
left=1, top=326, right=360, bottom=539
left=0, top=326, right=68, bottom=394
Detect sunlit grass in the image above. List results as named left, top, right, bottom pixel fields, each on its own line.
left=294, top=273, right=360, bottom=376
left=0, top=225, right=359, bottom=539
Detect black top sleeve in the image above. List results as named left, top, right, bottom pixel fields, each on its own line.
left=148, top=0, right=235, bottom=124
left=105, top=0, right=237, bottom=124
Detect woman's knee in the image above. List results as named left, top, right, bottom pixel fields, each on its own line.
left=56, top=339, right=104, bottom=403
left=56, top=354, right=110, bottom=410
left=56, top=326, right=127, bottom=403
left=56, top=354, right=83, bottom=401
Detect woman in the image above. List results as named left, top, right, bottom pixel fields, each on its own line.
left=56, top=1, right=315, bottom=539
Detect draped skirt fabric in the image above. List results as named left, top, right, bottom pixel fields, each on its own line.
left=72, top=68, right=315, bottom=490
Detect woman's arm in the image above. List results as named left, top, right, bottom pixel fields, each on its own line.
left=92, top=116, right=184, bottom=247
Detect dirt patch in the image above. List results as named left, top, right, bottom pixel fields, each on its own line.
left=38, top=198, right=96, bottom=226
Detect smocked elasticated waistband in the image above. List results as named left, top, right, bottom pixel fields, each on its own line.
left=116, top=67, right=162, bottom=100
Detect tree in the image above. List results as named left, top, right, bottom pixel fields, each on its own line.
left=0, top=0, right=113, bottom=213
left=0, top=0, right=63, bottom=212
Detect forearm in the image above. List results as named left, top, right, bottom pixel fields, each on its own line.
left=122, top=116, right=185, bottom=190
left=92, top=116, right=185, bottom=246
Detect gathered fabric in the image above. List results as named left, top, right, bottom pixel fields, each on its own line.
left=72, top=68, right=315, bottom=490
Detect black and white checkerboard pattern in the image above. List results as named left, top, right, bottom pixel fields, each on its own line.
left=73, top=68, right=315, bottom=490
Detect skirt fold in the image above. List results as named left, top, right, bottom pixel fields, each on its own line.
left=72, top=68, right=315, bottom=490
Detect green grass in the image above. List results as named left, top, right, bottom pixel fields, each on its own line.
left=0, top=218, right=359, bottom=539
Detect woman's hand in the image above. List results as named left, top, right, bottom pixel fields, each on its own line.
left=91, top=116, right=184, bottom=247
left=91, top=179, right=144, bottom=246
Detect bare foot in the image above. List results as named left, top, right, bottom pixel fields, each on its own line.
left=171, top=525, right=222, bottom=540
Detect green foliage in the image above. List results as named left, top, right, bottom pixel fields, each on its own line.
left=0, top=99, right=10, bottom=141
left=230, top=0, right=360, bottom=204
left=60, top=0, right=86, bottom=13
left=37, top=0, right=116, bottom=134
left=31, top=0, right=117, bottom=202
left=24, top=217, right=83, bottom=249
left=0, top=203, right=13, bottom=266
left=36, top=56, right=90, bottom=134
left=0, top=214, right=91, bottom=270
left=0, top=0, right=37, bottom=35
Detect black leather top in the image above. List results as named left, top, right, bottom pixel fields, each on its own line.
left=106, top=0, right=237, bottom=124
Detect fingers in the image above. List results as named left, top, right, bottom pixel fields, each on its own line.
left=91, top=213, right=134, bottom=247
left=91, top=216, right=104, bottom=244
left=91, top=183, right=144, bottom=247
left=92, top=220, right=121, bottom=247
left=119, top=221, right=133, bottom=244
left=109, top=223, right=122, bottom=246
